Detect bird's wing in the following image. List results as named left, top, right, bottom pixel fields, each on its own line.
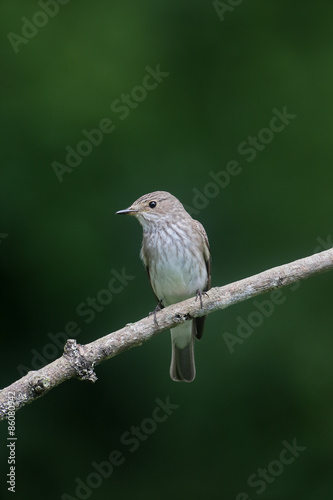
left=193, top=220, right=211, bottom=340
left=144, top=264, right=164, bottom=307
left=193, top=219, right=211, bottom=291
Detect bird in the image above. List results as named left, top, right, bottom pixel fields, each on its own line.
left=116, top=191, right=211, bottom=382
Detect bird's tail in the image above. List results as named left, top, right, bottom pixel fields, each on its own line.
left=170, top=322, right=195, bottom=382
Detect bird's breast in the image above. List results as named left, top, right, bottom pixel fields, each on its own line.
left=143, top=225, right=207, bottom=306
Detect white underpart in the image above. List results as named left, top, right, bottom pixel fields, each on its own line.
left=146, top=223, right=207, bottom=305
left=170, top=322, right=192, bottom=349
left=139, top=215, right=208, bottom=352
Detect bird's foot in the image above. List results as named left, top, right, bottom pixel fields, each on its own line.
left=195, top=289, right=208, bottom=309
left=148, top=300, right=163, bottom=326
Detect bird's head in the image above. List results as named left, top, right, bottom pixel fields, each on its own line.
left=116, top=191, right=186, bottom=227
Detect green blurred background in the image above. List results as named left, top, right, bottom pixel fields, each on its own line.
left=1, top=0, right=333, bottom=499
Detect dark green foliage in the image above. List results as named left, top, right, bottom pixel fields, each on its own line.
left=1, top=1, right=333, bottom=498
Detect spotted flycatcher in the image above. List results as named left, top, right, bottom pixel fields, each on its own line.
left=116, top=191, right=211, bottom=382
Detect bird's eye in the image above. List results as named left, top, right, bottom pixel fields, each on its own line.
left=149, top=201, right=157, bottom=208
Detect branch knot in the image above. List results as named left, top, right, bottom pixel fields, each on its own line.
left=64, top=339, right=97, bottom=382
left=29, top=376, right=51, bottom=396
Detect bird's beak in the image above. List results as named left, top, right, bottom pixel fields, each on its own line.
left=115, top=207, right=138, bottom=215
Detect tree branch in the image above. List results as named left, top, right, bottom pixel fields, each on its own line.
left=1, top=248, right=332, bottom=421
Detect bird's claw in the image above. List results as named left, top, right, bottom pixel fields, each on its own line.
left=148, top=300, right=163, bottom=326
left=195, top=289, right=208, bottom=309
